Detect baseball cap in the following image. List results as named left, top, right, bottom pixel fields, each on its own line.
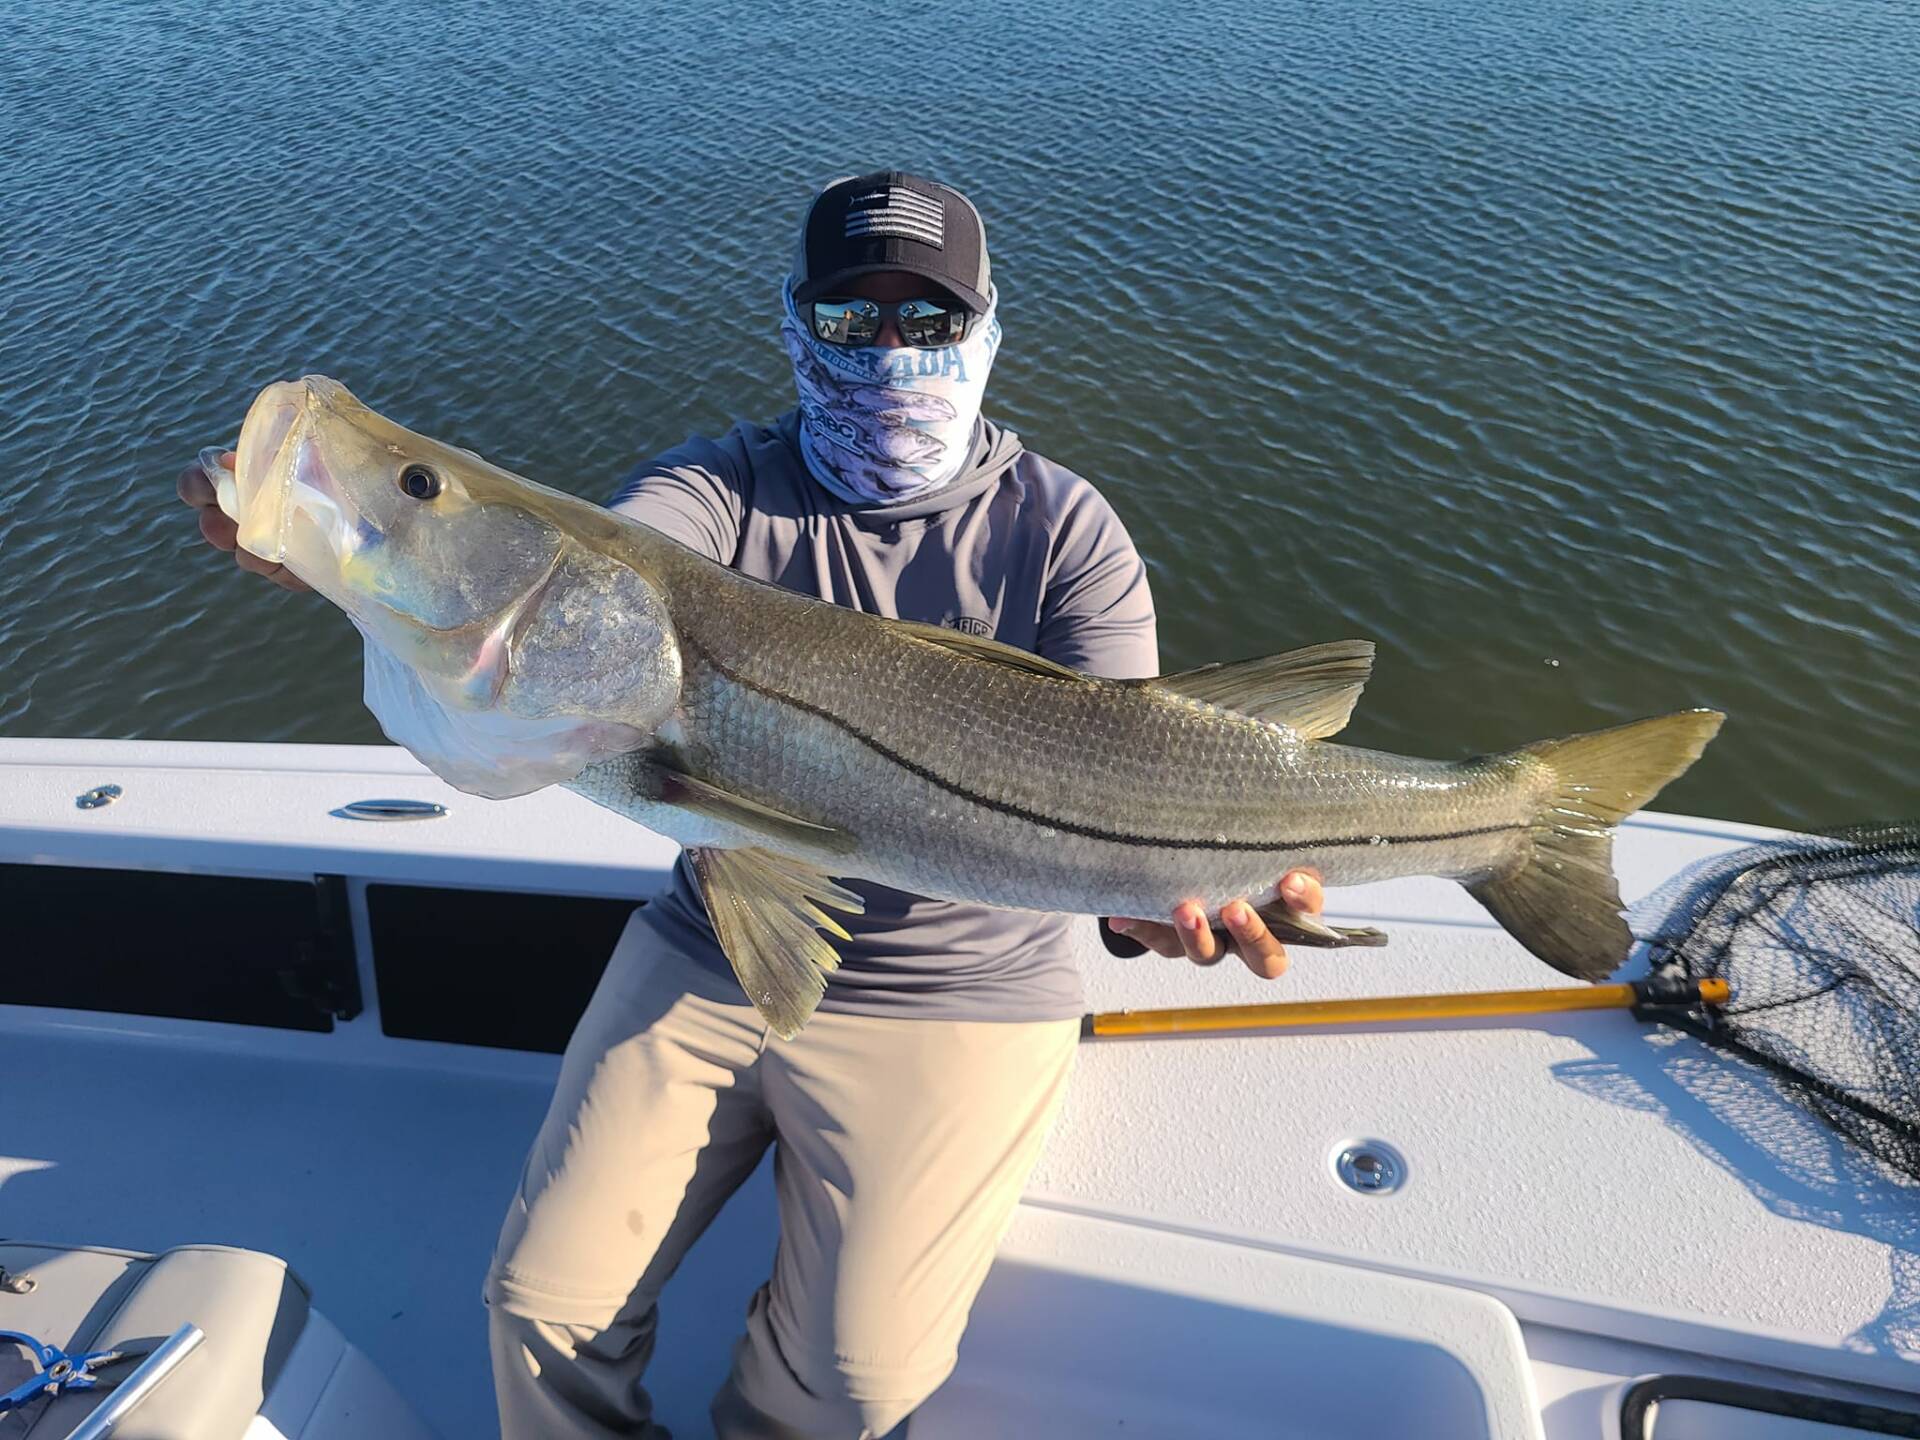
left=789, top=171, right=992, bottom=315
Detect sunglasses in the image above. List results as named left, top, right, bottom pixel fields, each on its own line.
left=807, top=295, right=973, bottom=348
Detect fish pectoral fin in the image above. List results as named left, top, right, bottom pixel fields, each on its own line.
left=688, top=846, right=866, bottom=1040
left=656, top=764, right=857, bottom=855
left=1146, top=639, right=1375, bottom=738
left=892, top=620, right=1096, bottom=683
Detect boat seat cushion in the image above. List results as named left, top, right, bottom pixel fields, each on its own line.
left=0, top=1241, right=309, bottom=1440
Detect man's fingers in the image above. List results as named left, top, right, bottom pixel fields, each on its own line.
left=236, top=547, right=312, bottom=590
left=1279, top=868, right=1325, bottom=915
left=233, top=546, right=286, bottom=578
left=1174, top=902, right=1222, bottom=966
left=184, top=449, right=307, bottom=590
left=1222, top=900, right=1289, bottom=980
left=177, top=451, right=234, bottom=509
left=1117, top=894, right=1302, bottom=976
left=177, top=462, right=217, bottom=509
left=199, top=507, right=239, bottom=551
left=204, top=512, right=312, bottom=589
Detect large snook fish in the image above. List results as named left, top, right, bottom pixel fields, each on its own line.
left=207, top=376, right=1724, bottom=1037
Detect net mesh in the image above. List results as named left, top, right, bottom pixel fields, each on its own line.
left=1637, top=824, right=1920, bottom=1184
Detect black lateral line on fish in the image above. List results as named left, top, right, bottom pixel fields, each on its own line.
left=688, top=641, right=1528, bottom=855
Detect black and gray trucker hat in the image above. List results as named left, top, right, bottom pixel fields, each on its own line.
left=790, top=171, right=991, bottom=314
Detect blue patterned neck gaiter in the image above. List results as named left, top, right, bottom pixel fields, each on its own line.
left=779, top=282, right=1002, bottom=507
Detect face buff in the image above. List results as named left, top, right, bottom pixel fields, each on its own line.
left=779, top=282, right=1002, bottom=506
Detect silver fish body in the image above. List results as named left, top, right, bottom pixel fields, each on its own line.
left=214, top=376, right=1725, bottom=1036
left=569, top=551, right=1534, bottom=912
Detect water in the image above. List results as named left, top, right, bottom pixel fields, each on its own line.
left=1, top=0, right=1914, bottom=833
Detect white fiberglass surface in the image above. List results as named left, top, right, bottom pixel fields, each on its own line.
left=1041, top=819, right=1920, bottom=1372
left=7, top=744, right=1920, bottom=1433
left=921, top=1208, right=1544, bottom=1439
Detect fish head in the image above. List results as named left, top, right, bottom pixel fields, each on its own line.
left=223, top=375, right=683, bottom=796
left=228, top=376, right=565, bottom=633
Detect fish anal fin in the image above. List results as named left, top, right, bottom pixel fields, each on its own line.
left=657, top=764, right=856, bottom=855
left=1248, top=900, right=1389, bottom=948
left=1148, top=639, right=1375, bottom=738
left=892, top=619, right=1093, bottom=682
left=688, top=846, right=866, bottom=1040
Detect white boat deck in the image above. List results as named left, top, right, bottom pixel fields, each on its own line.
left=4, top=739, right=1917, bottom=1438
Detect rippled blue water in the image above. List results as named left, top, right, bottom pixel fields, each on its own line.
left=1, top=0, right=1913, bottom=831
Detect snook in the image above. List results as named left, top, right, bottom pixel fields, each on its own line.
left=211, top=376, right=1724, bottom=1037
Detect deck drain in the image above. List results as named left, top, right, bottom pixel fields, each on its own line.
left=1330, top=1138, right=1407, bottom=1196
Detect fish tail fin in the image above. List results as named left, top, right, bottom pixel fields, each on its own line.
left=1466, top=709, right=1725, bottom=980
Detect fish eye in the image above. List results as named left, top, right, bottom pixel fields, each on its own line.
left=398, top=464, right=443, bottom=501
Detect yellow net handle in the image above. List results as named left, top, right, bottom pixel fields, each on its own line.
left=1086, top=978, right=1730, bottom=1039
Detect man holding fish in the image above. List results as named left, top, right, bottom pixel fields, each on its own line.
left=180, top=172, right=1334, bottom=1438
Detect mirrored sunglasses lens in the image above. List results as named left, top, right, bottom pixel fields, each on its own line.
left=810, top=300, right=879, bottom=345
left=898, top=298, right=968, bottom=346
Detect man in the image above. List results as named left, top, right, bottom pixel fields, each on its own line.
left=180, top=171, right=1321, bottom=1439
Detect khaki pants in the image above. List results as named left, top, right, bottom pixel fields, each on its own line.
left=485, top=911, right=1080, bottom=1439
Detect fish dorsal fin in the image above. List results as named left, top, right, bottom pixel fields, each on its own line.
left=1147, top=639, right=1375, bottom=738
left=688, top=846, right=866, bottom=1039
left=893, top=619, right=1094, bottom=682
left=657, top=764, right=856, bottom=854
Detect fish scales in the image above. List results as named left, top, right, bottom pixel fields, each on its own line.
left=647, top=544, right=1549, bottom=912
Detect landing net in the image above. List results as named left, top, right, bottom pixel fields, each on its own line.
left=1638, top=824, right=1920, bottom=1183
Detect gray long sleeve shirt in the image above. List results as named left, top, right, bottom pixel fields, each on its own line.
left=609, top=409, right=1158, bottom=1022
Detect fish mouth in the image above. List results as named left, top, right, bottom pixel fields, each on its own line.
left=228, top=375, right=357, bottom=562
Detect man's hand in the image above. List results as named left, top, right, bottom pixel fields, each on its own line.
left=1109, top=869, right=1323, bottom=980
left=176, top=449, right=311, bottom=592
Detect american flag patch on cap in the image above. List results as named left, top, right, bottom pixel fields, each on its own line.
left=844, top=186, right=945, bottom=248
